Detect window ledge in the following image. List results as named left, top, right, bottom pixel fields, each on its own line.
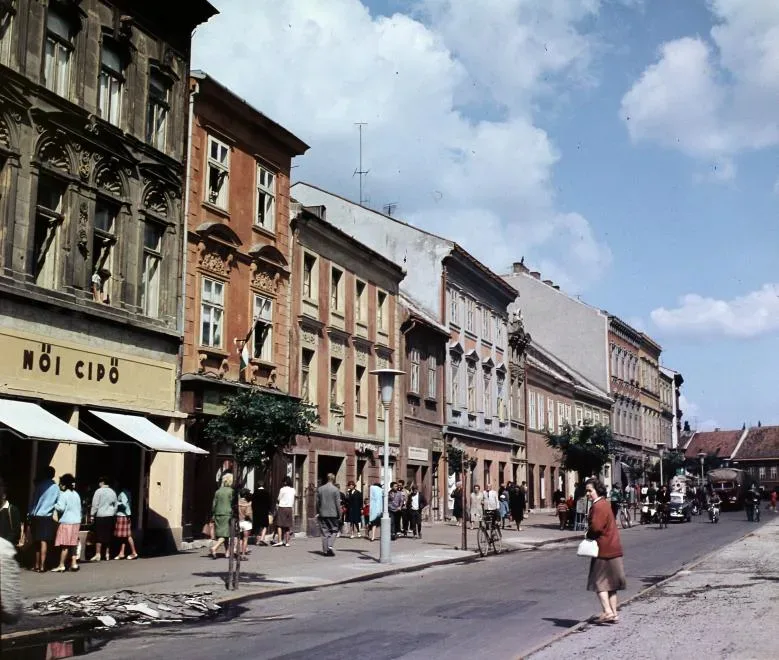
left=249, top=358, right=276, bottom=369
left=198, top=346, right=229, bottom=358
left=331, top=309, right=345, bottom=319
left=424, top=396, right=438, bottom=404
left=201, top=201, right=231, bottom=219
left=355, top=413, right=368, bottom=420
left=252, top=224, right=276, bottom=240
left=407, top=391, right=421, bottom=399
left=303, top=297, right=319, bottom=306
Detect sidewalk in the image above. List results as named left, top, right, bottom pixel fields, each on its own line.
left=526, top=515, right=779, bottom=659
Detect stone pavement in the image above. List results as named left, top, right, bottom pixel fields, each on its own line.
left=526, top=515, right=779, bottom=659
left=14, top=509, right=582, bottom=608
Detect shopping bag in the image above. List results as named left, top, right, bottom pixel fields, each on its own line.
left=577, top=538, right=599, bottom=558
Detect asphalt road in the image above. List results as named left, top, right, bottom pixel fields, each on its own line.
left=16, top=510, right=766, bottom=660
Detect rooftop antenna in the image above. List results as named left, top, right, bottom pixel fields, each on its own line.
left=383, top=202, right=397, bottom=216
left=353, top=122, right=369, bottom=206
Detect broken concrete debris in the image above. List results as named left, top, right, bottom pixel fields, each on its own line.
left=29, top=590, right=220, bottom=629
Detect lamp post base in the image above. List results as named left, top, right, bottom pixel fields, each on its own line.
left=379, top=515, right=392, bottom=564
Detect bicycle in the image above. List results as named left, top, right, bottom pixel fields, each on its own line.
left=477, top=510, right=503, bottom=556
left=657, top=503, right=669, bottom=529
left=617, top=501, right=632, bottom=529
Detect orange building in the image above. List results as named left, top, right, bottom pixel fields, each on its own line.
left=179, top=71, right=308, bottom=536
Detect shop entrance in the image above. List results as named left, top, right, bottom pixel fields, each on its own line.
left=317, top=454, right=345, bottom=487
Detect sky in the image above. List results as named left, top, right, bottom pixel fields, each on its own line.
left=192, top=0, right=779, bottom=432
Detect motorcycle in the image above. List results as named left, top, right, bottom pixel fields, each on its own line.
left=709, top=502, right=720, bottom=523
left=641, top=501, right=657, bottom=525
left=691, top=501, right=700, bottom=516
left=748, top=500, right=761, bottom=523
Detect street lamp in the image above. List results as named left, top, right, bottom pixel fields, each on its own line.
left=371, top=368, right=405, bottom=564
left=656, top=443, right=666, bottom=487
left=697, top=452, right=706, bottom=485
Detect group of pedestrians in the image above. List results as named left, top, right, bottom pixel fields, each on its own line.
left=0, top=468, right=137, bottom=574
left=456, top=481, right=528, bottom=531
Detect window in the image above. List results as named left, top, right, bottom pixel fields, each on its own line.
left=329, top=358, right=342, bottom=409
left=140, top=223, right=163, bottom=317
left=528, top=392, right=537, bottom=430
left=758, top=466, right=765, bottom=480
left=377, top=291, right=387, bottom=331
left=409, top=347, right=420, bottom=394
left=465, top=298, right=475, bottom=332
left=466, top=362, right=477, bottom=412
left=303, top=253, right=316, bottom=300
left=0, top=4, right=13, bottom=66
left=496, top=375, right=505, bottom=418
left=44, top=9, right=73, bottom=97
left=146, top=71, right=169, bottom=151
left=495, top=317, right=503, bottom=346
left=32, top=175, right=66, bottom=289
left=547, top=398, right=555, bottom=432
left=602, top=413, right=610, bottom=427
left=200, top=278, right=224, bottom=347
left=301, top=349, right=314, bottom=403
left=557, top=402, right=565, bottom=430
left=449, top=289, right=460, bottom=325
left=91, top=201, right=117, bottom=303
left=770, top=466, right=777, bottom=480
left=428, top=357, right=437, bottom=399
left=99, top=42, right=123, bottom=126
left=355, top=365, right=365, bottom=415
left=355, top=280, right=366, bottom=323
left=206, top=135, right=230, bottom=208
left=253, top=295, right=273, bottom=362
left=537, top=394, right=545, bottom=430
left=483, top=371, right=492, bottom=416
left=330, top=268, right=343, bottom=311
left=584, top=407, right=593, bottom=422
left=450, top=360, right=460, bottom=405
left=565, top=404, right=572, bottom=424
left=256, top=165, right=275, bottom=230
left=482, top=309, right=491, bottom=340
left=594, top=411, right=601, bottom=424
left=575, top=405, right=584, bottom=427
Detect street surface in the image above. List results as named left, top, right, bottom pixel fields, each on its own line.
left=46, top=510, right=764, bottom=660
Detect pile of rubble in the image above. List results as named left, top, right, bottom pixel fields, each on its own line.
left=28, top=590, right=221, bottom=629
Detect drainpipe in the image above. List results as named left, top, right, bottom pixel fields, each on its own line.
left=175, top=79, right=199, bottom=412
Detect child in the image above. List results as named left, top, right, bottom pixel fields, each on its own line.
left=556, top=498, right=569, bottom=530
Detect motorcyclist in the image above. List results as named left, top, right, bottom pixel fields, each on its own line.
left=745, top=485, right=760, bottom=522
left=709, top=491, right=721, bottom=522
left=656, top=485, right=670, bottom=523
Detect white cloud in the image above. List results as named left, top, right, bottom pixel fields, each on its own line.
left=620, top=1, right=779, bottom=172
left=650, top=284, right=779, bottom=338
left=192, top=0, right=612, bottom=288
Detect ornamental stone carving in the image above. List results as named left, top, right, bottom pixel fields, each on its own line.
left=95, top=162, right=123, bottom=195
left=38, top=139, right=70, bottom=173
left=143, top=185, right=168, bottom=217
left=330, top=340, right=346, bottom=358
left=79, top=151, right=92, bottom=181
left=0, top=115, right=10, bottom=149
left=355, top=346, right=369, bottom=366
left=197, top=241, right=234, bottom=276
left=77, top=202, right=89, bottom=250
left=250, top=263, right=279, bottom=293
left=301, top=330, right=317, bottom=347
left=376, top=354, right=389, bottom=369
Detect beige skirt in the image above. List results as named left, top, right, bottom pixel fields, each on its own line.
left=587, top=556, right=627, bottom=592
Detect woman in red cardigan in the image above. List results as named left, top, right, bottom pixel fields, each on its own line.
left=585, top=477, right=627, bottom=623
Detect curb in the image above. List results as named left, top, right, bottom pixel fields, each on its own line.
left=517, top=522, right=769, bottom=659
left=1, top=532, right=579, bottom=645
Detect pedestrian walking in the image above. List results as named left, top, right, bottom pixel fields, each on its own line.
left=209, top=473, right=234, bottom=559
left=316, top=473, right=341, bottom=556
left=469, top=485, right=484, bottom=530
left=556, top=498, right=570, bottom=530
left=251, top=483, right=272, bottom=545
left=29, top=466, right=59, bottom=572
left=509, top=482, right=526, bottom=531
left=274, top=476, right=295, bottom=547
left=498, top=482, right=509, bottom=529
left=483, top=483, right=500, bottom=526
left=399, top=480, right=411, bottom=536
left=584, top=477, right=626, bottom=624
left=89, top=477, right=117, bottom=562
left=770, top=488, right=777, bottom=513
left=236, top=488, right=253, bottom=560
left=406, top=484, right=427, bottom=538
left=451, top=481, right=463, bottom=524
left=52, top=474, right=81, bottom=572
left=345, top=481, right=363, bottom=538
left=0, top=479, right=22, bottom=546
left=609, top=484, right=622, bottom=519
left=113, top=483, right=138, bottom=560
left=337, top=484, right=348, bottom=536
left=367, top=482, right=383, bottom=541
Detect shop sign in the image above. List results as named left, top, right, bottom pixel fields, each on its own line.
left=378, top=445, right=400, bottom=458
left=0, top=328, right=176, bottom=411
left=431, top=438, right=444, bottom=452
left=407, top=446, right=429, bottom=462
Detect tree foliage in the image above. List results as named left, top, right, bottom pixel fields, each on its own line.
left=546, top=422, right=619, bottom=481
left=204, top=391, right=318, bottom=475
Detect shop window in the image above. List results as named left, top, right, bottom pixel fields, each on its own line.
left=140, top=222, right=163, bottom=317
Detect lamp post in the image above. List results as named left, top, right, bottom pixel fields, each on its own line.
left=656, top=443, right=666, bottom=487
left=371, top=368, right=405, bottom=564
left=697, top=452, right=706, bottom=486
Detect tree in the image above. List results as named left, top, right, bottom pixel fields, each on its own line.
left=204, top=390, right=318, bottom=589
left=546, top=422, right=619, bottom=483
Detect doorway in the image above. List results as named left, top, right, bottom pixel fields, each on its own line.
left=317, top=454, right=345, bottom=487
left=528, top=464, right=536, bottom=509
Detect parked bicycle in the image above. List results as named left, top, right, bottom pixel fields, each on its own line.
left=477, top=510, right=503, bottom=556
left=617, top=501, right=632, bottom=529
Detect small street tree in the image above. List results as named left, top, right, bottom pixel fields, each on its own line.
left=546, top=421, right=619, bottom=483
left=204, top=390, right=318, bottom=589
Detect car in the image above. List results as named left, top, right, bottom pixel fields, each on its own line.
left=668, top=492, right=693, bottom=523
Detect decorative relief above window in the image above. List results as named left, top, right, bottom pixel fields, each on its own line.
left=38, top=138, right=71, bottom=173
left=0, top=115, right=11, bottom=150
left=330, top=340, right=346, bottom=358
left=143, top=185, right=168, bottom=217
left=249, top=262, right=279, bottom=294
left=197, top=241, right=234, bottom=276
left=94, top=162, right=122, bottom=196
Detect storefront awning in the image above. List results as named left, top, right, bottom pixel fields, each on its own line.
left=89, top=410, right=208, bottom=455
left=0, top=399, right=105, bottom=446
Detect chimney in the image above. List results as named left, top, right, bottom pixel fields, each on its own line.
left=513, top=261, right=529, bottom=274
left=714, top=427, right=721, bottom=432
left=552, top=285, right=560, bottom=291
left=543, top=279, right=554, bottom=286
left=529, top=271, right=541, bottom=280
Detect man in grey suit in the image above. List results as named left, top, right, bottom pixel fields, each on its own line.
left=317, top=473, right=342, bottom=556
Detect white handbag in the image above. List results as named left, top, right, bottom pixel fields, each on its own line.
left=577, top=538, right=599, bottom=558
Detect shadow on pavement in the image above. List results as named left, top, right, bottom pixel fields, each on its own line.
left=541, top=617, right=581, bottom=628
left=190, top=571, right=290, bottom=586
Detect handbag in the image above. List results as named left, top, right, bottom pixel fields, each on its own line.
left=577, top=538, right=599, bottom=558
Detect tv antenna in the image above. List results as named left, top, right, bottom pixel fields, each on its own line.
left=353, top=122, right=369, bottom=205
left=383, top=202, right=397, bottom=216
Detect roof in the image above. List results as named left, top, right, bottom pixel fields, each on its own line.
left=527, top=352, right=574, bottom=386
left=399, top=293, right=449, bottom=337
left=530, top=342, right=612, bottom=403
left=191, top=71, right=309, bottom=156
left=733, top=426, right=779, bottom=461
left=684, top=429, right=744, bottom=460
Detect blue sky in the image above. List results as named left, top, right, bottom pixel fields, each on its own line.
left=193, top=0, right=779, bottom=430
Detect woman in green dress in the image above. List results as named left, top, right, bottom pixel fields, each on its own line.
left=209, top=473, right=234, bottom=559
